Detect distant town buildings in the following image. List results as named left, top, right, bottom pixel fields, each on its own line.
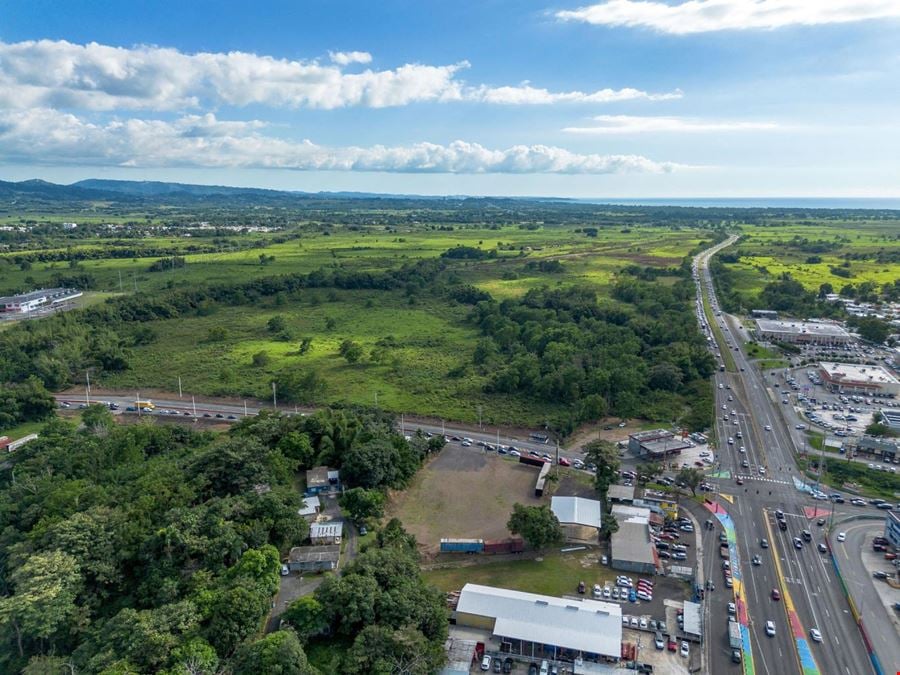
left=0, top=288, right=82, bottom=314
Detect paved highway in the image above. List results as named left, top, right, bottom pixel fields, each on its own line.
left=695, top=237, right=874, bottom=675
left=830, top=518, right=900, bottom=670
left=54, top=392, right=570, bottom=460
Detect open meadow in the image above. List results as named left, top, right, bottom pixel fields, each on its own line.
left=3, top=221, right=712, bottom=425
left=720, top=220, right=900, bottom=303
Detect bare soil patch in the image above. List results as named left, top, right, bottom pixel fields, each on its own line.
left=387, top=444, right=544, bottom=555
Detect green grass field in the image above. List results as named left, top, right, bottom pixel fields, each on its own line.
left=721, top=221, right=900, bottom=303
left=424, top=549, right=610, bottom=597
left=5, top=222, right=712, bottom=424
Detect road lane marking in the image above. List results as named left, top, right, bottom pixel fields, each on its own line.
left=763, top=510, right=821, bottom=675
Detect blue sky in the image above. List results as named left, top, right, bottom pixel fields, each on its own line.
left=1, top=0, right=899, bottom=197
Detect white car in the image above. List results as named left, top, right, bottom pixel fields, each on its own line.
left=481, top=655, right=492, bottom=671
left=765, top=621, right=776, bottom=637
left=639, top=617, right=648, bottom=629
left=636, top=590, right=652, bottom=602
left=837, top=532, right=846, bottom=542
left=810, top=628, right=822, bottom=643
left=764, top=425, right=772, bottom=431
left=727, top=602, right=736, bottom=615
left=280, top=564, right=290, bottom=576
left=680, top=642, right=689, bottom=657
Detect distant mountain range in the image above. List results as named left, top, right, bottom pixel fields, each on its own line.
left=0, top=177, right=512, bottom=208
left=1, top=178, right=897, bottom=212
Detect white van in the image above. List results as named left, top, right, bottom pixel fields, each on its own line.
left=540, top=660, right=550, bottom=675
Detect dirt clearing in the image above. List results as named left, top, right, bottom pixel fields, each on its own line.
left=387, top=444, right=544, bottom=555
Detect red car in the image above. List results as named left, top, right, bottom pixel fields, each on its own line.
left=771, top=589, right=781, bottom=601
left=667, top=637, right=677, bottom=652
left=558, top=457, right=571, bottom=467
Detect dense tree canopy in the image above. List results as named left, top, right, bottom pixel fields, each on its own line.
left=469, top=275, right=715, bottom=434
left=507, top=504, right=563, bottom=550
left=0, top=404, right=433, bottom=673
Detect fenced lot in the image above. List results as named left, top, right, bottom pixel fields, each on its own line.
left=387, top=444, right=543, bottom=554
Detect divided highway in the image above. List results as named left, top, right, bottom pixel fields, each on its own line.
left=695, top=238, right=874, bottom=675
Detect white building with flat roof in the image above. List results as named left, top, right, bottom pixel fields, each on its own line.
left=819, top=362, right=899, bottom=397
left=455, top=583, right=622, bottom=662
left=755, top=319, right=851, bottom=346
left=0, top=288, right=82, bottom=314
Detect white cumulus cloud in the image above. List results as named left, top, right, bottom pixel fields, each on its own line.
left=0, top=40, right=676, bottom=111
left=563, top=114, right=781, bottom=134
left=556, top=0, right=900, bottom=34
left=0, top=108, right=684, bottom=174
left=328, top=50, right=373, bottom=65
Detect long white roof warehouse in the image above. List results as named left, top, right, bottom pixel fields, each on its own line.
left=455, top=583, right=622, bottom=660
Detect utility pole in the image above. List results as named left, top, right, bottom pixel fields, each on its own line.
left=244, top=400, right=248, bottom=417
left=177, top=376, right=182, bottom=398
left=400, top=413, right=404, bottom=436
left=374, top=391, right=378, bottom=407
left=272, top=382, right=277, bottom=410
left=192, top=395, right=197, bottom=417
left=136, top=391, right=141, bottom=417
left=118, top=270, right=123, bottom=293
left=478, top=405, right=482, bottom=430
left=85, top=370, right=91, bottom=405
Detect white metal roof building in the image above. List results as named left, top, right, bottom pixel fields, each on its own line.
left=755, top=319, right=851, bottom=345
left=819, top=362, right=900, bottom=397
left=309, top=521, right=342, bottom=543
left=455, top=584, right=622, bottom=661
left=881, top=408, right=900, bottom=430
left=609, top=505, right=657, bottom=575
left=551, top=496, right=602, bottom=528
left=297, top=495, right=320, bottom=518
left=682, top=601, right=702, bottom=639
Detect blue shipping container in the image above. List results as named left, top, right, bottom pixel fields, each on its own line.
left=440, top=538, right=484, bottom=553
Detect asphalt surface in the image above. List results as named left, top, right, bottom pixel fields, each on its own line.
left=695, top=238, right=875, bottom=675
left=829, top=519, right=900, bottom=670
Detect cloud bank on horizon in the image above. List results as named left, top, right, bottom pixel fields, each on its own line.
left=0, top=0, right=897, bottom=194
left=0, top=109, right=681, bottom=174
